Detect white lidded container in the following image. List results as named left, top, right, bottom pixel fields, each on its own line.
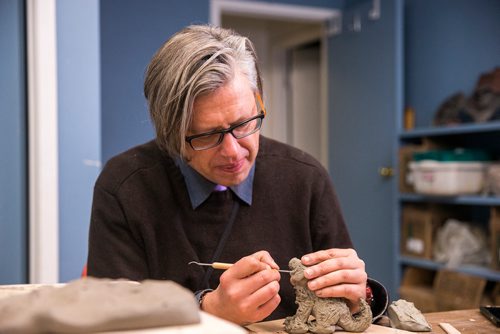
left=408, top=160, right=487, bottom=195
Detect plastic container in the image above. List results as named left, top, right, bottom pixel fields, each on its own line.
left=412, top=149, right=490, bottom=163
left=408, top=160, right=487, bottom=195
left=408, top=148, right=489, bottom=195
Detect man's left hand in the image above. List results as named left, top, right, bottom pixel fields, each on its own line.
left=301, top=248, right=367, bottom=313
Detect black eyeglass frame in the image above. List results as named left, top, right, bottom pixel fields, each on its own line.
left=185, top=112, right=265, bottom=151
left=185, top=93, right=267, bottom=151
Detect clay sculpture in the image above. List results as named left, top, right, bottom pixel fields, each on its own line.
left=284, top=258, right=372, bottom=334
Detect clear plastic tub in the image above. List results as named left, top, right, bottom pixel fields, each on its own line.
left=408, top=160, right=487, bottom=195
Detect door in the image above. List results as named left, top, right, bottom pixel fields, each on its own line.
left=288, top=41, right=323, bottom=165
left=221, top=15, right=328, bottom=167
left=0, top=0, right=28, bottom=284
left=329, top=0, right=402, bottom=297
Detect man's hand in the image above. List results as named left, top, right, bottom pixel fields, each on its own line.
left=202, top=250, right=281, bottom=325
left=301, top=248, right=367, bottom=313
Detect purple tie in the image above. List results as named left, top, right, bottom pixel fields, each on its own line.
left=214, top=184, right=227, bottom=192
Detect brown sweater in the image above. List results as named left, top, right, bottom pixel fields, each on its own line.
left=87, top=136, right=352, bottom=320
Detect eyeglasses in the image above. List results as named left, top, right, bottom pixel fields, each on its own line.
left=185, top=93, right=267, bottom=151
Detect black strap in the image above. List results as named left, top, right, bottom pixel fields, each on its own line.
left=200, top=199, right=240, bottom=290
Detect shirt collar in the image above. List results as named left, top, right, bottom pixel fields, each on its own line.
left=176, top=158, right=254, bottom=209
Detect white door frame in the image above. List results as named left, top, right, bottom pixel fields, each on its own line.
left=211, top=0, right=340, bottom=167
left=27, top=0, right=59, bottom=283
left=210, top=0, right=340, bottom=26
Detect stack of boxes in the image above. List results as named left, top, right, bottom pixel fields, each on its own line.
left=400, top=205, right=450, bottom=260
left=491, top=207, right=500, bottom=272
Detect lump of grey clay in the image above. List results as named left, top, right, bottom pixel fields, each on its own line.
left=387, top=299, right=431, bottom=332
left=0, top=277, right=200, bottom=334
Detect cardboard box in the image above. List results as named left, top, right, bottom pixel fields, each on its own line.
left=433, top=270, right=486, bottom=311
left=399, top=267, right=487, bottom=312
left=482, top=282, right=500, bottom=305
left=401, top=205, right=450, bottom=259
left=490, top=207, right=500, bottom=270
left=398, top=267, right=437, bottom=313
left=494, top=283, right=500, bottom=305
left=399, top=145, right=427, bottom=193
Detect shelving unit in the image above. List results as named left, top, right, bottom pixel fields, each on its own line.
left=396, top=122, right=500, bottom=292
left=400, top=256, right=500, bottom=282
left=393, top=0, right=500, bottom=309
left=400, top=193, right=500, bottom=206
left=400, top=121, right=500, bottom=139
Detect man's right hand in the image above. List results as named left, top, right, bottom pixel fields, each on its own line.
left=201, top=250, right=281, bottom=325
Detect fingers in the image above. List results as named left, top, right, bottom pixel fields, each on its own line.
left=307, top=267, right=367, bottom=301
left=307, top=268, right=366, bottom=290
left=252, top=250, right=280, bottom=270
left=301, top=248, right=358, bottom=267
left=314, top=282, right=365, bottom=299
left=214, top=273, right=281, bottom=323
left=219, top=263, right=280, bottom=299
left=241, top=280, right=281, bottom=323
left=301, top=248, right=364, bottom=279
left=300, top=248, right=368, bottom=307
left=204, top=250, right=281, bottom=324
left=253, top=288, right=281, bottom=322
left=228, top=251, right=281, bottom=279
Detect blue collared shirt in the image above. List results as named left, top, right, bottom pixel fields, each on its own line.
left=176, top=158, right=254, bottom=209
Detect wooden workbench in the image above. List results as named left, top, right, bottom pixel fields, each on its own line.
left=1, top=285, right=496, bottom=333
left=246, top=309, right=498, bottom=334
left=424, top=309, right=497, bottom=334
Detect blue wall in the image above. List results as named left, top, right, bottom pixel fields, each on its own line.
left=0, top=0, right=27, bottom=284
left=57, top=0, right=101, bottom=282
left=100, top=0, right=210, bottom=162
left=405, top=0, right=500, bottom=127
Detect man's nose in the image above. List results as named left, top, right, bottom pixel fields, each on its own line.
left=218, top=132, right=239, bottom=157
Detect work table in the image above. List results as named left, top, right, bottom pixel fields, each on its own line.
left=246, top=309, right=496, bottom=334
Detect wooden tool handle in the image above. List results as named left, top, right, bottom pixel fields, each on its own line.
left=212, top=262, right=233, bottom=270
left=439, top=323, right=461, bottom=334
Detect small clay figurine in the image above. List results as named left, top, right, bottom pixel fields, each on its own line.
left=284, top=258, right=372, bottom=334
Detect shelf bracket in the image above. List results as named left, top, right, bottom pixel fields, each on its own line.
left=348, top=13, right=362, bottom=33
left=368, top=0, right=381, bottom=21
left=327, top=14, right=342, bottom=36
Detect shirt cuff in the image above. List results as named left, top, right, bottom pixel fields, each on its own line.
left=194, top=289, right=213, bottom=309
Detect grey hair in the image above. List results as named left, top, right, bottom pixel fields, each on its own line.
left=144, top=24, right=263, bottom=158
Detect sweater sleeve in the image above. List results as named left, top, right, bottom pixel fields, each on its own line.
left=310, top=168, right=353, bottom=251
left=87, top=184, right=149, bottom=281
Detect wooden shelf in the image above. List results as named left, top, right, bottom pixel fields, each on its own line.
left=400, top=256, right=500, bottom=281
left=399, top=193, right=500, bottom=206
left=399, top=121, right=500, bottom=139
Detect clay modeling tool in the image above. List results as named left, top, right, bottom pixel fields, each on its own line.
left=188, top=261, right=291, bottom=274
left=439, top=323, right=461, bottom=334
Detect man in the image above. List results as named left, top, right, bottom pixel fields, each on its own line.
left=88, top=25, right=382, bottom=325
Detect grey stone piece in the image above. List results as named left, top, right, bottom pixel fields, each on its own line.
left=387, top=299, right=431, bottom=332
